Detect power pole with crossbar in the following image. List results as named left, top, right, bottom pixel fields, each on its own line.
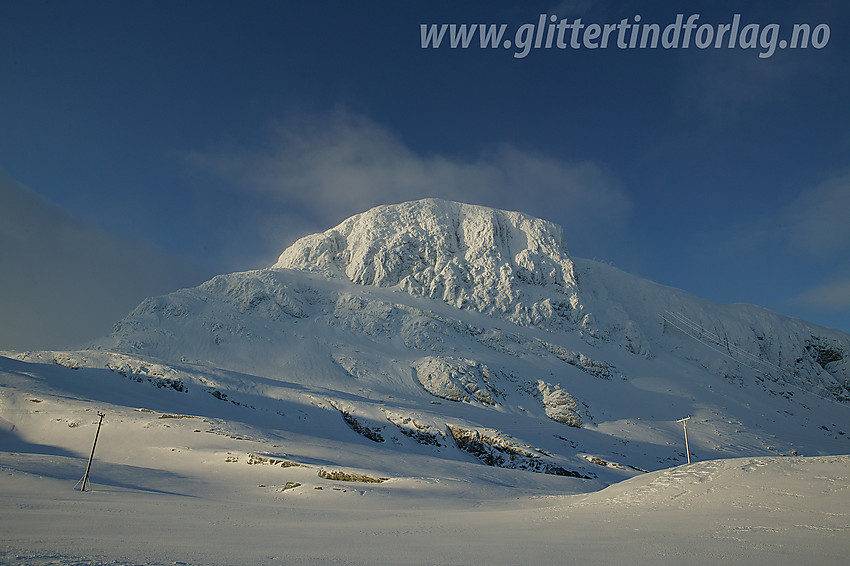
left=81, top=412, right=105, bottom=492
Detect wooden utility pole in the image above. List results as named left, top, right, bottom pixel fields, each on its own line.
left=81, top=412, right=105, bottom=492
left=677, top=416, right=691, bottom=464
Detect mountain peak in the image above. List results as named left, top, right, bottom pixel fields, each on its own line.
left=275, top=199, right=581, bottom=327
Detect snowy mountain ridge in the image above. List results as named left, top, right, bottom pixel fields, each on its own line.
left=274, top=199, right=848, bottom=386
left=573, top=257, right=850, bottom=401
left=5, top=198, right=850, bottom=491
left=65, top=198, right=849, bottom=483
left=273, top=198, right=849, bottom=400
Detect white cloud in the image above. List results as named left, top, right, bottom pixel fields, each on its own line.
left=707, top=170, right=850, bottom=262
left=673, top=9, right=834, bottom=126
left=677, top=54, right=794, bottom=122
left=185, top=110, right=633, bottom=258
left=698, top=170, right=850, bottom=330
left=784, top=172, right=850, bottom=257
left=793, top=278, right=850, bottom=310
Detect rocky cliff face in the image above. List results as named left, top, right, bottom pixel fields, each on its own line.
left=275, top=199, right=582, bottom=329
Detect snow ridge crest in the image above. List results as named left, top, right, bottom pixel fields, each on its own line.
left=275, top=199, right=581, bottom=328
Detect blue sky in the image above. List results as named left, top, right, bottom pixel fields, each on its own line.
left=2, top=0, right=849, bottom=346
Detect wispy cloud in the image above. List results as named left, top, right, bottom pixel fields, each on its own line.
left=700, top=169, right=850, bottom=329
left=675, top=50, right=818, bottom=125
left=185, top=110, right=633, bottom=258
left=708, top=170, right=850, bottom=262
left=793, top=278, right=850, bottom=310
left=783, top=171, right=850, bottom=258
left=782, top=172, right=850, bottom=320
left=672, top=4, right=837, bottom=126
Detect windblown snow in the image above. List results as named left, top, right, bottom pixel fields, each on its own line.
left=3, top=198, right=849, bottom=565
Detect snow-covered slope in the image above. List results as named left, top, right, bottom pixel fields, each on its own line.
left=574, top=257, right=850, bottom=401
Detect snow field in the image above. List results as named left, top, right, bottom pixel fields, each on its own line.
left=3, top=353, right=850, bottom=565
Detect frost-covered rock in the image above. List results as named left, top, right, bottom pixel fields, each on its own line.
left=535, top=339, right=617, bottom=380
left=447, top=425, right=589, bottom=477
left=384, top=411, right=446, bottom=446
left=413, top=356, right=502, bottom=406
left=573, top=257, right=850, bottom=403
left=537, top=380, right=581, bottom=427
left=276, top=199, right=581, bottom=329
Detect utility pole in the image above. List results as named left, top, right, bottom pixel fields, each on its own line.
left=81, top=412, right=105, bottom=492
left=677, top=416, right=691, bottom=464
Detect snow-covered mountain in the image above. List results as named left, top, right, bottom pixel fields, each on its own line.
left=4, top=198, right=850, bottom=564
left=58, top=199, right=842, bottom=477
left=6, top=198, right=850, bottom=483
left=275, top=198, right=849, bottom=398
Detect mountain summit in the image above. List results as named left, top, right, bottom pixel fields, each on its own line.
left=276, top=199, right=581, bottom=329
